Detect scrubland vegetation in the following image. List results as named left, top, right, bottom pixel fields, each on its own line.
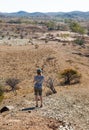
left=0, top=15, right=89, bottom=130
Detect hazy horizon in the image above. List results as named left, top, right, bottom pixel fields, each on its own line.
left=0, top=10, right=89, bottom=14
left=0, top=0, right=89, bottom=13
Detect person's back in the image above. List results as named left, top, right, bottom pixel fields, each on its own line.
left=34, top=75, right=44, bottom=88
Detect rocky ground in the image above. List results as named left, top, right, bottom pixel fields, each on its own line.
left=0, top=84, right=89, bottom=130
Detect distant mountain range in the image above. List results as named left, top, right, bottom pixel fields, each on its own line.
left=0, top=11, right=89, bottom=19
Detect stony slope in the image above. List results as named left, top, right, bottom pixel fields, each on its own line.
left=0, top=40, right=89, bottom=130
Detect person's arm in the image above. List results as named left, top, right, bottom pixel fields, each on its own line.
left=33, top=76, right=36, bottom=83
left=43, top=77, right=48, bottom=87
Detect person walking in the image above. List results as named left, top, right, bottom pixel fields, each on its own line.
left=33, top=68, right=44, bottom=107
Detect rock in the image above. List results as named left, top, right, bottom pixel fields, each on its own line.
left=0, top=106, right=14, bottom=113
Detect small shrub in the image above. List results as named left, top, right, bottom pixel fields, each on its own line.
left=0, top=86, right=4, bottom=103
left=70, top=22, right=85, bottom=34
left=35, top=44, right=39, bottom=49
left=2, top=35, right=4, bottom=38
left=60, top=69, right=81, bottom=85
left=45, top=39, right=48, bottom=43
left=74, top=38, right=85, bottom=46
left=6, top=78, right=20, bottom=95
left=0, top=87, right=3, bottom=96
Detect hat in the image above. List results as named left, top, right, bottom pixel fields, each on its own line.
left=37, top=68, right=42, bottom=73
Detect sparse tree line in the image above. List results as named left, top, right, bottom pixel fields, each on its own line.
left=0, top=18, right=89, bottom=38
left=0, top=18, right=88, bottom=48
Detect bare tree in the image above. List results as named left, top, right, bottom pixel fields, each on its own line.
left=46, top=77, right=57, bottom=93
left=6, top=78, right=20, bottom=95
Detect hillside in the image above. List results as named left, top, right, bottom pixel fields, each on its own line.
left=0, top=11, right=89, bottom=20
left=0, top=33, right=89, bottom=130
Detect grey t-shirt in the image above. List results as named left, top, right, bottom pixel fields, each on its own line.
left=34, top=75, right=44, bottom=88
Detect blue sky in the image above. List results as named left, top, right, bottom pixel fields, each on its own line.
left=0, top=0, right=89, bottom=13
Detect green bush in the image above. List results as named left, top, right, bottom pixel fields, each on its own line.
left=74, top=38, right=85, bottom=46
left=70, top=22, right=85, bottom=34
left=60, top=69, right=81, bottom=85
left=45, top=21, right=56, bottom=30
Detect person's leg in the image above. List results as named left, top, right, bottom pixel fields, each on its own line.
left=39, top=88, right=43, bottom=107
left=40, top=95, right=43, bottom=107
left=34, top=88, right=38, bottom=107
left=35, top=95, right=38, bottom=107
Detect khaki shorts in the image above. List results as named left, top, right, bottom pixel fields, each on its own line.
left=34, top=87, right=42, bottom=96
